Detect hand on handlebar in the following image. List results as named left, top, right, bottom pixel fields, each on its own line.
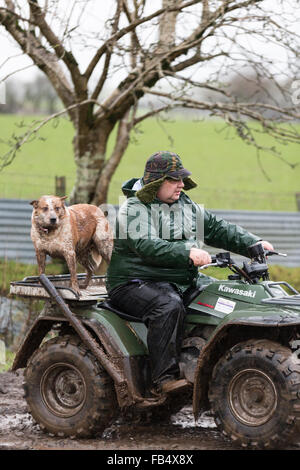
left=189, top=248, right=212, bottom=267
left=257, top=240, right=274, bottom=251
left=254, top=241, right=286, bottom=257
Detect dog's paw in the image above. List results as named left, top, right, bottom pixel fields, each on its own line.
left=71, top=285, right=81, bottom=298
left=80, top=282, right=88, bottom=290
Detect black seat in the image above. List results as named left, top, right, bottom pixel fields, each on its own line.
left=98, top=284, right=207, bottom=323
left=99, top=300, right=144, bottom=322
left=100, top=285, right=208, bottom=321
left=182, top=284, right=208, bottom=307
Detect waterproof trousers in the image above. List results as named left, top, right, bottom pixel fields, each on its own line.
left=109, top=281, right=186, bottom=385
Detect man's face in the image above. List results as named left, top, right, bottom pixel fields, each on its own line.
left=156, top=178, right=185, bottom=203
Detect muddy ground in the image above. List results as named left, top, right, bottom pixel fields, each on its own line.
left=0, top=370, right=299, bottom=452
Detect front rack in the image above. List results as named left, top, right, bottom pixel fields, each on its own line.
left=262, top=295, right=300, bottom=306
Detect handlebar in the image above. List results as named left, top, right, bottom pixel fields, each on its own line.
left=196, top=249, right=287, bottom=271
left=199, top=262, right=218, bottom=270
left=264, top=250, right=287, bottom=257
left=193, top=249, right=287, bottom=284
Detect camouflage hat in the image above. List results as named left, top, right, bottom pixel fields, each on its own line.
left=136, top=151, right=197, bottom=204
left=143, top=151, right=191, bottom=184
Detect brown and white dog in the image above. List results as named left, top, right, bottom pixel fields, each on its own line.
left=30, top=195, right=113, bottom=296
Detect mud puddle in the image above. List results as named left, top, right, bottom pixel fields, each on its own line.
left=0, top=370, right=299, bottom=451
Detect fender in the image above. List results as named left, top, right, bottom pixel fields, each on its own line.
left=192, top=311, right=300, bottom=420
left=12, top=305, right=148, bottom=370
left=12, top=306, right=149, bottom=408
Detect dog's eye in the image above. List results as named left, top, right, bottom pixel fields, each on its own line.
left=55, top=207, right=60, bottom=212
left=42, top=207, right=48, bottom=212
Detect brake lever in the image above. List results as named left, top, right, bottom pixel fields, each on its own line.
left=264, top=250, right=287, bottom=257
left=199, top=262, right=218, bottom=270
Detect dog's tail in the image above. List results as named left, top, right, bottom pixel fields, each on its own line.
left=93, top=217, right=113, bottom=265
left=87, top=248, right=102, bottom=271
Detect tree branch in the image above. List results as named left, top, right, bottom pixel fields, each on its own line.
left=84, top=0, right=201, bottom=80
left=122, top=0, right=142, bottom=68
left=132, top=103, right=178, bottom=126
left=92, top=109, right=131, bottom=205
left=27, top=0, right=85, bottom=95
left=1, top=1, right=76, bottom=119
left=90, top=0, right=122, bottom=101
left=0, top=99, right=106, bottom=172
left=141, top=86, right=300, bottom=156
left=92, top=0, right=263, bottom=125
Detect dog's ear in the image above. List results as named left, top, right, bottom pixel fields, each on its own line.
left=30, top=200, right=39, bottom=209
left=60, top=196, right=68, bottom=204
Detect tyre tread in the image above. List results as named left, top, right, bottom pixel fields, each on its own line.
left=24, top=334, right=117, bottom=438
left=208, top=339, right=300, bottom=449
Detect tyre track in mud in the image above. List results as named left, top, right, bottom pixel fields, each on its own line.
left=0, top=370, right=299, bottom=451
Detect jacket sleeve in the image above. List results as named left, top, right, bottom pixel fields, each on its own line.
left=118, top=199, right=192, bottom=267
left=203, top=209, right=261, bottom=257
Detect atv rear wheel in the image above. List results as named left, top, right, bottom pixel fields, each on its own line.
left=208, top=340, right=300, bottom=449
left=24, top=335, right=118, bottom=437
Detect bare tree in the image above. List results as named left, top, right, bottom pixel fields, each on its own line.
left=0, top=0, right=300, bottom=205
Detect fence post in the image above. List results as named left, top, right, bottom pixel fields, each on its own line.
left=296, top=193, right=300, bottom=211
left=55, top=176, right=66, bottom=197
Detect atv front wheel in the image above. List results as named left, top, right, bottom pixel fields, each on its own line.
left=208, top=340, right=300, bottom=449
left=24, top=335, right=118, bottom=437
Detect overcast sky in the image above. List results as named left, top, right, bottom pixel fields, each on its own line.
left=0, top=0, right=297, bottom=87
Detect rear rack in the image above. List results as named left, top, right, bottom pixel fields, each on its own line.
left=10, top=273, right=108, bottom=302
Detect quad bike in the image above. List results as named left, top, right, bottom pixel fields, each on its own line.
left=9, top=243, right=300, bottom=449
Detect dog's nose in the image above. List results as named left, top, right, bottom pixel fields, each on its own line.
left=50, top=217, right=57, bottom=224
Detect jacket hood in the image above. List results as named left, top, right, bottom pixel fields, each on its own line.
left=121, top=178, right=141, bottom=198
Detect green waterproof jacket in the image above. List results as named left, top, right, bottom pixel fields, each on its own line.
left=106, top=178, right=261, bottom=292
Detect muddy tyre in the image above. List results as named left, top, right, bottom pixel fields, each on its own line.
left=208, top=340, right=300, bottom=449
left=24, top=335, right=118, bottom=438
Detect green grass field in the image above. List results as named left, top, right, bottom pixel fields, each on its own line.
left=0, top=113, right=299, bottom=210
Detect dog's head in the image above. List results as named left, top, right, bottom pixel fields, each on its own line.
left=30, top=195, right=68, bottom=232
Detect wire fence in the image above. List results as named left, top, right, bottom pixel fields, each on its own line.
left=196, top=187, right=298, bottom=212
left=1, top=198, right=300, bottom=266
left=0, top=172, right=299, bottom=212
left=0, top=172, right=74, bottom=200
left=108, top=179, right=299, bottom=212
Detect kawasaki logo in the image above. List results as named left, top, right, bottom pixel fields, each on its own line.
left=218, top=284, right=256, bottom=298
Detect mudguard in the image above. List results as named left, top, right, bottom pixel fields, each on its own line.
left=12, top=305, right=151, bottom=408
left=12, top=305, right=148, bottom=371
left=192, top=307, right=300, bottom=420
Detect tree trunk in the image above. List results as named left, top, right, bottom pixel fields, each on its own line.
left=69, top=119, right=115, bottom=205
left=92, top=112, right=131, bottom=206
left=159, top=0, right=179, bottom=51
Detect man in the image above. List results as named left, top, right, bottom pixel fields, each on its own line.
left=106, top=151, right=273, bottom=395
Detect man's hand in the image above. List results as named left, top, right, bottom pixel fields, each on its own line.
left=256, top=240, right=274, bottom=252
left=189, top=248, right=212, bottom=266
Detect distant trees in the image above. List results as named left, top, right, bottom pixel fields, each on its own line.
left=1, top=74, right=60, bottom=114
left=23, top=74, right=60, bottom=114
